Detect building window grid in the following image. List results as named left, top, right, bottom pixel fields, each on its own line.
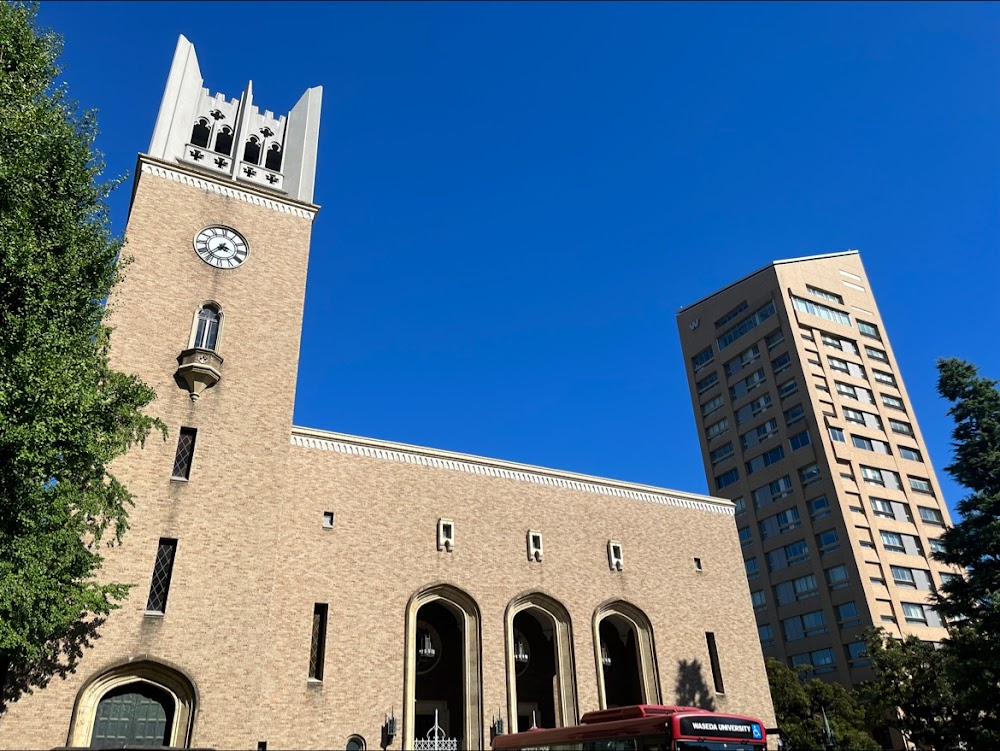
left=865, top=345, right=889, bottom=363
left=771, top=353, right=792, bottom=376
left=791, top=648, right=836, bottom=675
left=807, top=285, right=844, bottom=305
left=774, top=573, right=819, bottom=605
left=857, top=320, right=881, bottom=340
left=890, top=566, right=917, bottom=588
left=717, top=300, right=777, bottom=351
left=816, top=529, right=840, bottom=555
left=902, top=603, right=928, bottom=625
left=789, top=429, right=811, bottom=451
left=809, top=495, right=832, bottom=520
left=705, top=417, right=729, bottom=441
left=783, top=609, right=828, bottom=642
left=837, top=602, right=862, bottom=628
left=710, top=442, right=734, bottom=466
left=821, top=333, right=859, bottom=355
left=692, top=346, right=714, bottom=372
left=725, top=345, right=762, bottom=379
left=715, top=301, right=749, bottom=330
left=918, top=506, right=944, bottom=525
left=792, top=295, right=852, bottom=327
left=882, top=394, right=905, bottom=411
left=778, top=378, right=799, bottom=399
left=826, top=564, right=850, bottom=590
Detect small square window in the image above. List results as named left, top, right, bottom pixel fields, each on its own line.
left=607, top=540, right=624, bottom=572
left=438, top=518, right=455, bottom=552
left=527, top=530, right=543, bottom=562
left=322, top=511, right=335, bottom=529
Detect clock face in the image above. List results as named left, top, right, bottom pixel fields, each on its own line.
left=194, top=226, right=249, bottom=269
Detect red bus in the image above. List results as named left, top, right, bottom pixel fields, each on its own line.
left=491, top=704, right=767, bottom=751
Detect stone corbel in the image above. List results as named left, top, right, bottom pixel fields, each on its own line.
left=175, top=348, right=223, bottom=401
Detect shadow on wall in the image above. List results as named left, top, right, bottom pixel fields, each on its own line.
left=0, top=617, right=105, bottom=714
left=675, top=659, right=715, bottom=711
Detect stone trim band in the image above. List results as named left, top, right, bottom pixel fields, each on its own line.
left=139, top=159, right=317, bottom=220
left=290, top=429, right=735, bottom=516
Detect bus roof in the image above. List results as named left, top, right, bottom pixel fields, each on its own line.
left=492, top=705, right=765, bottom=749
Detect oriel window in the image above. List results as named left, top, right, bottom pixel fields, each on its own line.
left=193, top=305, right=221, bottom=351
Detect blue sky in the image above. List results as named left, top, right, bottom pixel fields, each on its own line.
left=37, top=2, right=1000, bottom=516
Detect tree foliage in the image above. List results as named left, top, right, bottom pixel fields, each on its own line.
left=765, top=658, right=879, bottom=750
left=932, top=357, right=1000, bottom=745
left=0, top=2, right=164, bottom=706
left=859, top=629, right=967, bottom=749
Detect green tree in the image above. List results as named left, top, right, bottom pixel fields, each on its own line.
left=860, top=629, right=966, bottom=749
left=931, top=357, right=1000, bottom=745
left=765, top=657, right=879, bottom=750
left=0, top=2, right=163, bottom=708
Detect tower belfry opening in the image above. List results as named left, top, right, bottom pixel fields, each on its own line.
left=147, top=35, right=321, bottom=202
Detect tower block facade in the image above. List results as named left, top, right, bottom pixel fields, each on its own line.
left=677, top=252, right=961, bottom=688
left=1, top=38, right=776, bottom=749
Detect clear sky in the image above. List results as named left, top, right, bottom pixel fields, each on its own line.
left=37, top=2, right=1000, bottom=517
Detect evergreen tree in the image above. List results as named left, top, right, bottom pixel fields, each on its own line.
left=0, top=2, right=164, bottom=708
left=931, top=357, right=1000, bottom=744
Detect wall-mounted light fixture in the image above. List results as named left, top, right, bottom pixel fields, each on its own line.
left=380, top=709, right=396, bottom=749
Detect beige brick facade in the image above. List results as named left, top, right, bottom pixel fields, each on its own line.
left=0, top=49, right=775, bottom=750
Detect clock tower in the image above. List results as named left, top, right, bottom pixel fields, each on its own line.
left=66, top=35, right=323, bottom=747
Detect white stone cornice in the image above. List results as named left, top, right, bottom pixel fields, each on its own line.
left=138, top=158, right=318, bottom=220
left=290, top=427, right=735, bottom=516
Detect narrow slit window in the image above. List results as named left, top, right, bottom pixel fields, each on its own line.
left=171, top=427, right=197, bottom=480
left=309, top=603, right=329, bottom=680
left=322, top=511, right=335, bottom=529
left=706, top=632, right=725, bottom=693
left=146, top=538, right=177, bottom=613
left=694, top=557, right=703, bottom=572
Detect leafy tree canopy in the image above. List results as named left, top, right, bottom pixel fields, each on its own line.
left=0, top=1, right=163, bottom=707
left=765, top=657, right=879, bottom=751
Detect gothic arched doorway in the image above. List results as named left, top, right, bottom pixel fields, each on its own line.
left=67, top=659, right=196, bottom=747
left=404, top=584, right=483, bottom=750
left=593, top=601, right=660, bottom=709
left=91, top=682, right=174, bottom=746
left=505, top=593, right=577, bottom=733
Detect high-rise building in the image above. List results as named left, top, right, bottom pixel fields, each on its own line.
left=0, top=37, right=776, bottom=749
left=677, top=251, right=958, bottom=686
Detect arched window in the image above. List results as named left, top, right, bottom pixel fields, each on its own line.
left=593, top=601, right=660, bottom=709
left=265, top=142, right=282, bottom=171
left=214, top=126, right=233, bottom=156
left=243, top=135, right=261, bottom=165
left=403, top=584, right=483, bottom=750
left=193, top=304, right=221, bottom=351
left=190, top=118, right=211, bottom=148
left=67, top=660, right=196, bottom=747
left=345, top=735, right=367, bottom=750
left=505, top=592, right=578, bottom=732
